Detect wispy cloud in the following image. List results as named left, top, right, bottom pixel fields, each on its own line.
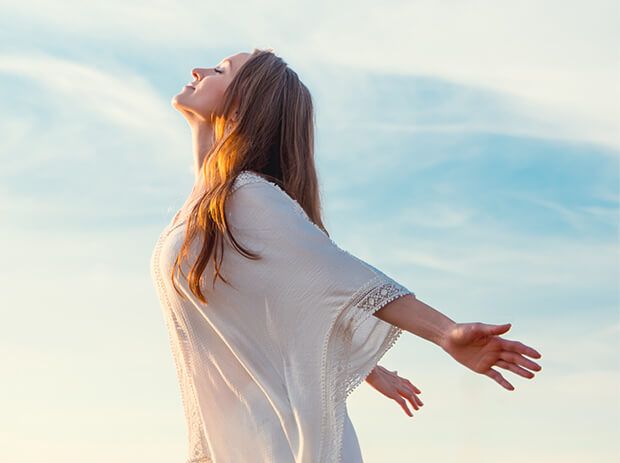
left=3, top=1, right=618, bottom=149
left=299, top=0, right=620, bottom=149
left=0, top=51, right=180, bottom=146
left=0, top=51, right=193, bottom=225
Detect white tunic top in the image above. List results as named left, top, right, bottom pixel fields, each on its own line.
left=149, top=170, right=415, bottom=463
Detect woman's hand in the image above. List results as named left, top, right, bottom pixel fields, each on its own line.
left=440, top=322, right=542, bottom=391
left=364, top=365, right=424, bottom=417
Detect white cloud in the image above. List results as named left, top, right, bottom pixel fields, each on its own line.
left=0, top=51, right=192, bottom=180
left=2, top=1, right=617, bottom=148
left=299, top=0, right=620, bottom=149
left=0, top=51, right=178, bottom=137
left=503, top=191, right=620, bottom=232
left=328, top=190, right=618, bottom=314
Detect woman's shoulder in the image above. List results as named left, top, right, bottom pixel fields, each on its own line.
left=231, top=170, right=280, bottom=194
left=227, top=170, right=315, bottom=232
left=228, top=170, right=290, bottom=215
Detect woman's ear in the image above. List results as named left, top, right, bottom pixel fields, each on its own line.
left=224, top=112, right=238, bottom=135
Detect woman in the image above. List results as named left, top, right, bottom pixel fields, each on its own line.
left=150, top=48, right=542, bottom=463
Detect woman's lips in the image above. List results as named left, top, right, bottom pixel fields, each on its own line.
left=185, top=84, right=195, bottom=89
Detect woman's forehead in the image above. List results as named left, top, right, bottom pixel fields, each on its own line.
left=223, top=52, right=251, bottom=66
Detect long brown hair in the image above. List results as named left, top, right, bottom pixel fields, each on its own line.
left=170, top=48, right=328, bottom=304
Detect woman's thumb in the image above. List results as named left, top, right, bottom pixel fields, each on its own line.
left=486, top=323, right=511, bottom=335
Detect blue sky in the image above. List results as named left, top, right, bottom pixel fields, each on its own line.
left=0, top=1, right=618, bottom=462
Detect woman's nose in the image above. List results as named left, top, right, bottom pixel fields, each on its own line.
left=191, top=68, right=204, bottom=81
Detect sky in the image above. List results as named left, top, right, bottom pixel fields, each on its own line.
left=0, top=0, right=618, bottom=462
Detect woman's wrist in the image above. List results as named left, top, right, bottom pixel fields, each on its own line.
left=365, top=365, right=381, bottom=382
left=375, top=294, right=457, bottom=347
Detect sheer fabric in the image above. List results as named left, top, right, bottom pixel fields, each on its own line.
left=149, top=170, right=415, bottom=463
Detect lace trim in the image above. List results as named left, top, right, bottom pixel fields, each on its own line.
left=319, top=274, right=412, bottom=462
left=187, top=457, right=212, bottom=463
left=342, top=281, right=412, bottom=399
left=230, top=170, right=272, bottom=193
left=152, top=224, right=213, bottom=463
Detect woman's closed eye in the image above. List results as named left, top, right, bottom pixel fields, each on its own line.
left=214, top=67, right=223, bottom=74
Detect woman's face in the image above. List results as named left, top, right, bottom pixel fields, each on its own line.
left=172, top=51, right=251, bottom=123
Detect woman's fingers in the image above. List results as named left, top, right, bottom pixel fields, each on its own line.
left=399, top=385, right=423, bottom=410
left=405, top=379, right=422, bottom=394
left=485, top=367, right=515, bottom=391
left=501, top=338, right=542, bottom=359
left=495, top=359, right=535, bottom=379
left=499, top=351, right=542, bottom=373
left=383, top=370, right=425, bottom=416
left=408, top=386, right=424, bottom=407
left=392, top=394, right=413, bottom=416
left=394, top=395, right=413, bottom=417
left=397, top=387, right=418, bottom=411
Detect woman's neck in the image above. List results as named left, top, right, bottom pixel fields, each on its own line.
left=188, top=121, right=215, bottom=187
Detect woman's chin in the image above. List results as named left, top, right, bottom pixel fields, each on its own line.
left=171, top=93, right=189, bottom=110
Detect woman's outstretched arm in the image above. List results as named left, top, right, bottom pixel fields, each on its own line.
left=374, top=295, right=543, bottom=390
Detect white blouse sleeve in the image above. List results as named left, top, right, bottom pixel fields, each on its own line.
left=223, top=174, right=415, bottom=461
left=225, top=175, right=414, bottom=386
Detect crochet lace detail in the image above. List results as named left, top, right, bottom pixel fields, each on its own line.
left=320, top=274, right=413, bottom=462
left=232, top=170, right=415, bottom=462
left=342, top=280, right=412, bottom=398
left=187, top=457, right=212, bottom=463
